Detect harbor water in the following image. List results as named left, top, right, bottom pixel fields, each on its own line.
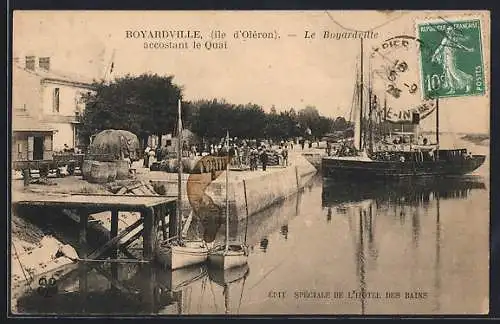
left=13, top=137, right=489, bottom=315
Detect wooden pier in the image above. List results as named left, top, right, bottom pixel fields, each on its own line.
left=12, top=192, right=176, bottom=261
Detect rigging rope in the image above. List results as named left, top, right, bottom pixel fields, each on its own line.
left=175, top=269, right=207, bottom=290
left=198, top=275, right=208, bottom=313
left=248, top=257, right=288, bottom=290
left=349, top=62, right=359, bottom=123
left=209, top=279, right=218, bottom=313
left=237, top=273, right=248, bottom=314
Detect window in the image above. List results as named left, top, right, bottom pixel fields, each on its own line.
left=53, top=88, right=60, bottom=113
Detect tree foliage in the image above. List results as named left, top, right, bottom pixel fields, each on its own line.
left=80, top=74, right=353, bottom=146
left=188, top=100, right=351, bottom=142
left=80, top=73, right=183, bottom=143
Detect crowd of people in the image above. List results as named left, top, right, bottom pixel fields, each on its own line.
left=142, top=138, right=294, bottom=171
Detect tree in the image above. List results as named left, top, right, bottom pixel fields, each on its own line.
left=81, top=73, right=183, bottom=146
left=189, top=99, right=267, bottom=141
left=332, top=116, right=349, bottom=131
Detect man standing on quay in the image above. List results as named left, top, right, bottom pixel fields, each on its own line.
left=260, top=147, right=268, bottom=171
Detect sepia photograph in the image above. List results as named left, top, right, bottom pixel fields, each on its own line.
left=9, top=10, right=490, bottom=316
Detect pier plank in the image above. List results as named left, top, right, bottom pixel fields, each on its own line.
left=13, top=192, right=175, bottom=212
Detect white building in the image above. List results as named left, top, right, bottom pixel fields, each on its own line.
left=12, top=56, right=96, bottom=161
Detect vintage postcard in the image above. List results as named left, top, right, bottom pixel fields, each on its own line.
left=10, top=10, right=490, bottom=316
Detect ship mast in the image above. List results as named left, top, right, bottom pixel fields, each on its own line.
left=359, top=37, right=364, bottom=151
left=368, top=56, right=374, bottom=153
left=225, top=130, right=230, bottom=252
left=435, top=97, right=440, bottom=146
left=435, top=97, right=440, bottom=161
left=177, top=99, right=183, bottom=240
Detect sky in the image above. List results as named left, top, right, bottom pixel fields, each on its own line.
left=12, top=10, right=490, bottom=133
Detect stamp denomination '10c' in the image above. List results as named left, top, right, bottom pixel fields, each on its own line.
left=418, top=19, right=485, bottom=99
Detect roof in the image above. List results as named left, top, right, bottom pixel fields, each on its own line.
left=12, top=192, right=176, bottom=212
left=14, top=64, right=97, bottom=89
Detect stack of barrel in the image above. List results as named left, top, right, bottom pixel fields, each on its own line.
left=267, top=152, right=280, bottom=166
left=82, top=159, right=130, bottom=183
left=150, top=156, right=229, bottom=174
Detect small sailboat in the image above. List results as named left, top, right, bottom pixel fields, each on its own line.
left=156, top=99, right=209, bottom=270
left=208, top=263, right=250, bottom=314
left=208, top=131, right=249, bottom=270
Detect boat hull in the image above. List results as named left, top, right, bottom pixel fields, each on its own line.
left=322, top=153, right=485, bottom=179
left=156, top=264, right=207, bottom=291
left=156, top=241, right=209, bottom=270
left=208, top=245, right=248, bottom=270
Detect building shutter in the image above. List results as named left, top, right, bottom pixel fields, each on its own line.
left=44, top=135, right=53, bottom=160
left=27, top=136, right=34, bottom=160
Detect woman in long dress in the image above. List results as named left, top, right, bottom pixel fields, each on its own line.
left=431, top=26, right=475, bottom=94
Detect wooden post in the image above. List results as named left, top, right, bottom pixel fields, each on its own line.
left=110, top=209, right=119, bottom=260
left=168, top=202, right=177, bottom=239
left=79, top=210, right=89, bottom=258
left=243, top=180, right=249, bottom=218
left=160, top=205, right=168, bottom=240
left=78, top=263, right=88, bottom=311
left=143, top=263, right=156, bottom=313
left=143, top=207, right=156, bottom=261
left=23, top=169, right=30, bottom=187
left=295, top=166, right=300, bottom=190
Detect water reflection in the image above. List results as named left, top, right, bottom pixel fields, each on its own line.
left=280, top=225, right=289, bottom=240
left=322, top=176, right=486, bottom=314
left=260, top=238, right=269, bottom=252
left=15, top=260, right=251, bottom=315
left=207, top=264, right=250, bottom=314
left=322, top=176, right=485, bottom=209
left=326, top=208, right=332, bottom=222
left=13, top=175, right=487, bottom=315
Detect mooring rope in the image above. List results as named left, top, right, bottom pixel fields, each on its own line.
left=12, top=241, right=33, bottom=291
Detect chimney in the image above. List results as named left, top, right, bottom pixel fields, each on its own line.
left=25, top=56, right=35, bottom=70
left=39, top=57, right=50, bottom=71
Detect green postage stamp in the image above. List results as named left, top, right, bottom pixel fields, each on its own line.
left=418, top=18, right=485, bottom=99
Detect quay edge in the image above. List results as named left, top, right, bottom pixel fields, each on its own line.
left=205, top=154, right=317, bottom=221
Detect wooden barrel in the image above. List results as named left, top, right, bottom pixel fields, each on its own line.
left=89, top=161, right=109, bottom=183
left=82, top=160, right=94, bottom=179
left=115, top=160, right=129, bottom=180
left=208, top=159, right=214, bottom=173
left=106, top=162, right=117, bottom=182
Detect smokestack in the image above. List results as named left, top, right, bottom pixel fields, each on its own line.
left=39, top=57, right=50, bottom=71
left=25, top=56, right=35, bottom=70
